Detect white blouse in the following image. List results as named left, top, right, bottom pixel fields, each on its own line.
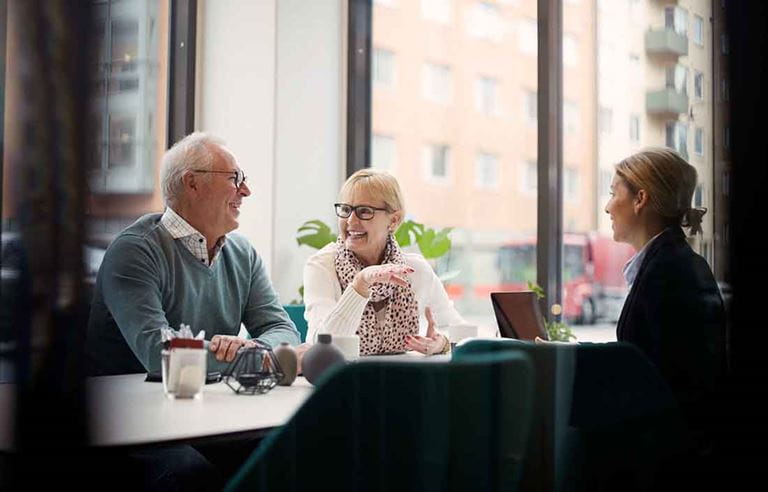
left=303, top=243, right=467, bottom=343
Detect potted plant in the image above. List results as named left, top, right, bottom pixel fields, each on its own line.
left=526, top=281, right=577, bottom=342
left=284, top=218, right=456, bottom=342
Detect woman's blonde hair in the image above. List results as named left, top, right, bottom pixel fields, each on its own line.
left=339, top=169, right=405, bottom=217
left=615, top=146, right=706, bottom=235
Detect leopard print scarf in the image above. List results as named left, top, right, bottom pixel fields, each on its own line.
left=334, top=234, right=419, bottom=355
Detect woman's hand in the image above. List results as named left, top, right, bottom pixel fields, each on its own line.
left=405, top=307, right=449, bottom=355
left=351, top=264, right=414, bottom=298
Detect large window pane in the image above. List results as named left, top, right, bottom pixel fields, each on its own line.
left=565, top=0, right=715, bottom=341
left=372, top=0, right=537, bottom=335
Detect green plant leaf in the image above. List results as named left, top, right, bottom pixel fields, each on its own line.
left=416, top=227, right=453, bottom=259
left=394, top=220, right=424, bottom=247
left=526, top=281, right=545, bottom=299
left=296, top=220, right=336, bottom=250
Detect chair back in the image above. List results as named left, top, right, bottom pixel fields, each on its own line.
left=226, top=351, right=535, bottom=492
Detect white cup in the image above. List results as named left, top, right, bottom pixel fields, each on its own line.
left=446, top=324, right=478, bottom=346
left=331, top=335, right=360, bottom=361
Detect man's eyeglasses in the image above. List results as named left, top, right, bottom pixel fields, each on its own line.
left=334, top=203, right=390, bottom=221
left=192, top=169, right=248, bottom=188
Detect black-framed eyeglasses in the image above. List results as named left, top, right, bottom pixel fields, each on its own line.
left=192, top=169, right=248, bottom=188
left=334, top=203, right=390, bottom=220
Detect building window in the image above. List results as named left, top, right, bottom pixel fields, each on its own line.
left=724, top=125, right=730, bottom=149
left=475, top=152, right=499, bottom=189
left=521, top=160, right=537, bottom=194
left=422, top=62, right=452, bottom=104
left=721, top=33, right=729, bottom=54
left=694, top=185, right=703, bottom=208
left=373, top=48, right=395, bottom=88
left=563, top=101, right=579, bottom=134
left=563, top=34, right=578, bottom=67
left=665, top=6, right=688, bottom=36
left=666, top=121, right=688, bottom=159
left=695, top=127, right=704, bottom=156
left=524, top=90, right=537, bottom=125
left=475, top=76, right=499, bottom=115
left=518, top=18, right=537, bottom=55
left=666, top=64, right=688, bottom=95
left=693, top=15, right=703, bottom=46
left=629, top=115, right=640, bottom=143
left=565, top=167, right=580, bottom=202
left=423, top=144, right=451, bottom=181
left=721, top=78, right=729, bottom=102
left=90, top=0, right=163, bottom=194
left=598, top=106, right=612, bottom=134
left=467, top=2, right=504, bottom=42
left=694, top=71, right=704, bottom=100
left=421, top=0, right=452, bottom=25
left=371, top=134, right=396, bottom=170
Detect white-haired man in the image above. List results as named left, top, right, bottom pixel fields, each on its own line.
left=86, top=132, right=300, bottom=376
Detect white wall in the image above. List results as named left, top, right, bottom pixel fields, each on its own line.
left=273, top=0, right=344, bottom=303
left=196, top=0, right=344, bottom=303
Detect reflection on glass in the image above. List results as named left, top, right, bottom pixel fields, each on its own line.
left=372, top=0, right=538, bottom=334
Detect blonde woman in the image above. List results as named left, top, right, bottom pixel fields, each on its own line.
left=303, top=169, right=467, bottom=355
left=605, top=146, right=725, bottom=462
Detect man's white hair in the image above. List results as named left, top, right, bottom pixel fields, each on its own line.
left=160, top=132, right=227, bottom=205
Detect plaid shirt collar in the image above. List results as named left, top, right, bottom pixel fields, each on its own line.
left=160, top=207, right=226, bottom=268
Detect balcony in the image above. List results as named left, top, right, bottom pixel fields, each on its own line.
left=646, top=88, right=689, bottom=116
left=645, top=28, right=688, bottom=57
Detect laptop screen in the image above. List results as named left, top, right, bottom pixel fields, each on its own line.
left=490, top=291, right=548, bottom=341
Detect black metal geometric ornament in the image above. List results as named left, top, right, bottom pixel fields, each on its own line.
left=223, top=342, right=284, bottom=395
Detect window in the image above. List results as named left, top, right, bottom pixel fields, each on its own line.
left=563, top=101, right=579, bottom=134
left=665, top=6, right=688, bottom=35
left=475, top=152, right=499, bottom=189
left=521, top=161, right=537, bottom=194
left=666, top=121, right=689, bottom=159
left=421, top=0, right=452, bottom=25
left=721, top=77, right=729, bottom=101
left=518, top=18, right=537, bottom=55
left=371, top=135, right=396, bottom=170
left=695, top=127, right=704, bottom=156
left=89, top=0, right=166, bottom=195
left=563, top=34, right=578, bottom=67
left=666, top=64, right=688, bottom=95
left=423, top=144, right=451, bottom=181
left=475, top=76, right=499, bottom=115
left=598, top=107, right=612, bottom=134
left=724, top=126, right=730, bottom=149
left=422, top=62, right=452, bottom=104
left=694, top=185, right=703, bottom=208
left=693, top=15, right=704, bottom=45
left=524, top=90, right=537, bottom=125
left=721, top=33, right=728, bottom=54
left=373, top=48, right=395, bottom=88
left=467, top=2, right=504, bottom=42
left=694, top=71, right=704, bottom=99
left=565, top=168, right=580, bottom=202
left=629, top=115, right=640, bottom=143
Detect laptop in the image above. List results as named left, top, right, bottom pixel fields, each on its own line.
left=490, top=291, right=548, bottom=341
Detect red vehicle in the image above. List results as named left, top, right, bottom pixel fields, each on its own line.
left=452, top=233, right=636, bottom=324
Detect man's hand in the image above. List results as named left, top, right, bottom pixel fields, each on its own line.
left=209, top=335, right=256, bottom=362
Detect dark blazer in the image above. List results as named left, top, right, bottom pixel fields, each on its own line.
left=616, top=226, right=726, bottom=439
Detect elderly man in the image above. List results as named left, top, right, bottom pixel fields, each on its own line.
left=86, top=132, right=300, bottom=376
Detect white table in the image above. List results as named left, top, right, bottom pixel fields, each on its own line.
left=87, top=374, right=314, bottom=447
left=1, top=351, right=452, bottom=450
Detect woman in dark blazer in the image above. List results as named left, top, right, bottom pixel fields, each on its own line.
left=606, top=147, right=726, bottom=460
